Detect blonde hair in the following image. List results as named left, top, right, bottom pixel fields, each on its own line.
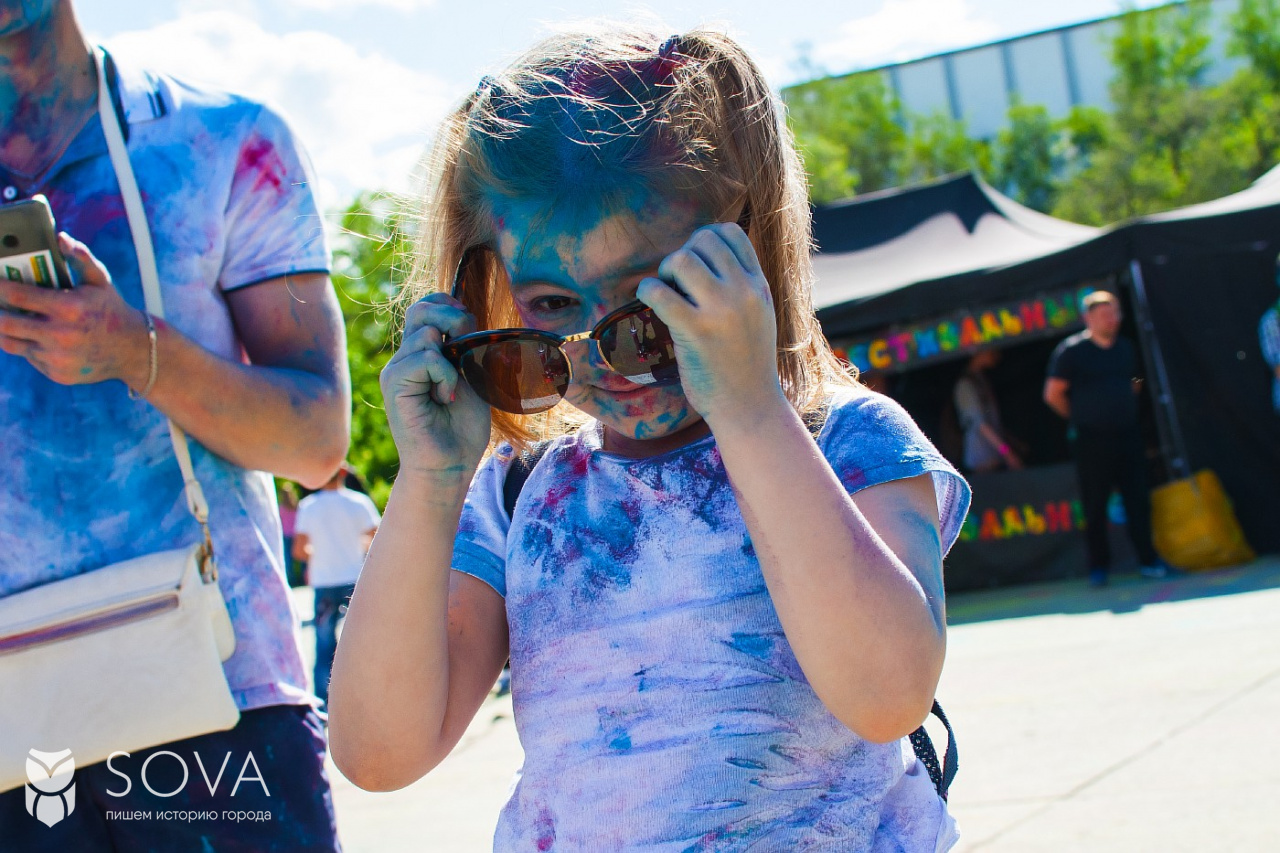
left=404, top=22, right=853, bottom=449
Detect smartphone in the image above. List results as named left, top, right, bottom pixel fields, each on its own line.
left=0, top=195, right=73, bottom=289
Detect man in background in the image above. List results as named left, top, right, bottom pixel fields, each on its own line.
left=1259, top=258, right=1280, bottom=414
left=1044, top=291, right=1168, bottom=587
left=0, top=1, right=349, bottom=847
left=294, top=465, right=380, bottom=708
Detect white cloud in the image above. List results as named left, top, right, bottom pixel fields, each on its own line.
left=286, top=0, right=437, bottom=11
left=814, top=0, right=1000, bottom=72
left=177, top=0, right=436, bottom=15
left=101, top=10, right=457, bottom=209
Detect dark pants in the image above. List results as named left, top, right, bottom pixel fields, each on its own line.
left=313, top=584, right=356, bottom=705
left=0, top=705, right=340, bottom=852
left=1073, top=425, right=1159, bottom=570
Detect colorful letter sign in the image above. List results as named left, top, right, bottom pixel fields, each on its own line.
left=832, top=286, right=1099, bottom=374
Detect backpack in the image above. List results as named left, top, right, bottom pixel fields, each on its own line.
left=501, top=434, right=958, bottom=801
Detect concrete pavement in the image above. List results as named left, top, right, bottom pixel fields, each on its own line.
left=306, top=556, right=1280, bottom=851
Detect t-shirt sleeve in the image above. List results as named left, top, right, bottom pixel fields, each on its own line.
left=818, top=386, right=972, bottom=555
left=1263, top=308, right=1280, bottom=367
left=293, top=497, right=317, bottom=537
left=357, top=494, right=381, bottom=528
left=219, top=105, right=331, bottom=290
left=1047, top=339, right=1074, bottom=381
left=451, top=448, right=517, bottom=598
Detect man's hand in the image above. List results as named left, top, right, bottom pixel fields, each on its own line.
left=1043, top=377, right=1071, bottom=419
left=3, top=230, right=350, bottom=486
left=0, top=233, right=151, bottom=389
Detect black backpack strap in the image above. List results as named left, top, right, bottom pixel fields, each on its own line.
left=909, top=701, right=958, bottom=801
left=801, top=402, right=831, bottom=439
left=502, top=441, right=552, bottom=520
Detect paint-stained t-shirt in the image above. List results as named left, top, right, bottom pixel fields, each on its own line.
left=453, top=385, right=971, bottom=851
left=1260, top=303, right=1280, bottom=412
left=1047, top=332, right=1140, bottom=429
left=0, top=51, right=330, bottom=710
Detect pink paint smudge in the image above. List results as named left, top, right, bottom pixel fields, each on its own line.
left=237, top=135, right=286, bottom=196
left=533, top=806, right=556, bottom=851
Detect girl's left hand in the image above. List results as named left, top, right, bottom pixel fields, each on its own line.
left=636, top=222, right=783, bottom=425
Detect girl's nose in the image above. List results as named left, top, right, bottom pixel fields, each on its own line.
left=565, top=337, right=606, bottom=373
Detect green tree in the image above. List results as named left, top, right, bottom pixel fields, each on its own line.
left=1222, top=0, right=1280, bottom=179
left=788, top=0, right=1279, bottom=224
left=991, top=102, right=1061, bottom=211
left=903, top=113, right=990, bottom=186
left=1054, top=0, right=1219, bottom=222
left=784, top=72, right=908, bottom=203
left=328, top=193, right=412, bottom=508
left=1230, top=0, right=1280, bottom=90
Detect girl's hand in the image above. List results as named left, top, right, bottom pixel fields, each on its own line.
left=636, top=222, right=784, bottom=425
left=380, top=293, right=490, bottom=484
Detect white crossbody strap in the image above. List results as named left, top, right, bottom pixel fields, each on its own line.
left=95, top=47, right=212, bottom=534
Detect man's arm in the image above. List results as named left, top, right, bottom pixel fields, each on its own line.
left=1044, top=377, right=1070, bottom=419
left=0, top=236, right=350, bottom=488
left=292, top=532, right=312, bottom=564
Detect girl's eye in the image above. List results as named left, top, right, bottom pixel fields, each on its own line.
left=529, top=295, right=577, bottom=314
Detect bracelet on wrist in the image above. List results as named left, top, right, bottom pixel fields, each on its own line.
left=128, top=312, right=158, bottom=400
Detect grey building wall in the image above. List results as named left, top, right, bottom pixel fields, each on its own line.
left=836, top=0, right=1243, bottom=139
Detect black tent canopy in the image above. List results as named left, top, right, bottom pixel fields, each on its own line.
left=812, top=174, right=1125, bottom=339
left=1125, top=174, right=1280, bottom=554
left=809, top=171, right=1280, bottom=559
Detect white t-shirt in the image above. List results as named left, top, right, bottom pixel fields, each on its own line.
left=295, top=488, right=381, bottom=588
left=453, top=385, right=971, bottom=851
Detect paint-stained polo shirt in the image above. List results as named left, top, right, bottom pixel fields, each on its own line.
left=0, top=50, right=330, bottom=710
left=453, top=384, right=971, bottom=851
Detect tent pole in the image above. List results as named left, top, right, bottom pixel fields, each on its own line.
left=1127, top=259, right=1192, bottom=480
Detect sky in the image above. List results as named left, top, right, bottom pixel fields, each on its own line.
left=79, top=0, right=1170, bottom=208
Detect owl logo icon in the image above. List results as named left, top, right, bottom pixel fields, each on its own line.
left=25, top=748, right=76, bottom=827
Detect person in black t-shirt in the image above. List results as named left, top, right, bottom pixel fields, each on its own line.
left=1045, top=291, right=1169, bottom=586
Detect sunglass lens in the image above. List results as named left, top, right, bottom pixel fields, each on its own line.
left=598, top=306, right=680, bottom=386
left=456, top=339, right=570, bottom=415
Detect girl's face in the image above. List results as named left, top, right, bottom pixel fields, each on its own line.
left=487, top=191, right=712, bottom=445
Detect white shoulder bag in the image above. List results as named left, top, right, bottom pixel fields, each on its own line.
left=0, top=48, right=240, bottom=794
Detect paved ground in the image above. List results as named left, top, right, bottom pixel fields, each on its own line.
left=300, top=555, right=1280, bottom=851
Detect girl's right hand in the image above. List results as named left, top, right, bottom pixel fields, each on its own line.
left=380, top=293, right=491, bottom=484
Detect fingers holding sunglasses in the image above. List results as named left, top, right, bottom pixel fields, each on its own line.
left=386, top=324, right=457, bottom=400
left=403, top=293, right=478, bottom=340
left=380, top=324, right=490, bottom=481
left=638, top=229, right=781, bottom=426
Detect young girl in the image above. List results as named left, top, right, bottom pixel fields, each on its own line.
left=329, top=23, right=970, bottom=851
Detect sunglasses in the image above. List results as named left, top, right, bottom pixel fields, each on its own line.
left=440, top=248, right=681, bottom=415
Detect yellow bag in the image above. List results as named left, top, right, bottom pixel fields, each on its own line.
left=1151, top=470, right=1255, bottom=571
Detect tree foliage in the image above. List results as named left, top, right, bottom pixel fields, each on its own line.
left=328, top=193, right=413, bottom=508
left=786, top=0, right=1280, bottom=225
left=786, top=73, right=907, bottom=201
left=783, top=73, right=990, bottom=200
